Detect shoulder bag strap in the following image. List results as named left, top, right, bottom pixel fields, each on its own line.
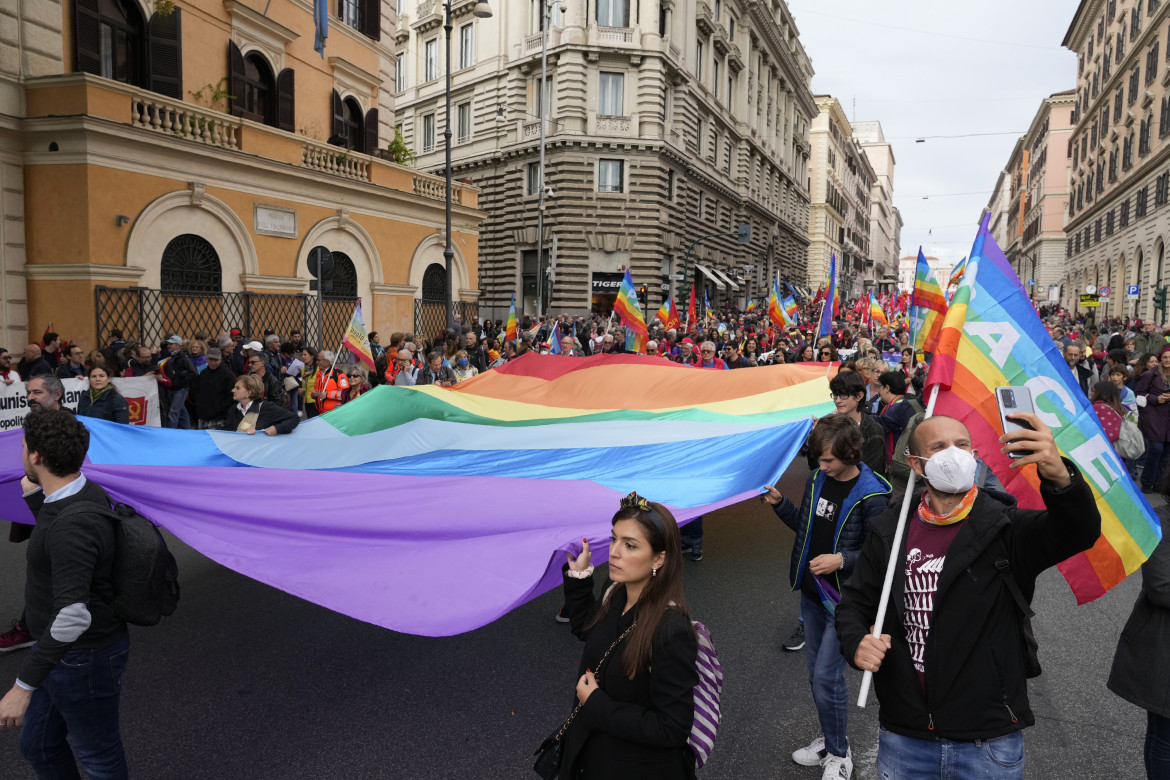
left=551, top=620, right=637, bottom=743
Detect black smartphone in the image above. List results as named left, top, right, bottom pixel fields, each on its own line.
left=995, top=386, right=1036, bottom=460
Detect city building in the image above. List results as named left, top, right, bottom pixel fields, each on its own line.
left=897, top=253, right=953, bottom=292
left=1063, top=0, right=1170, bottom=322
left=984, top=91, right=1075, bottom=308
left=806, top=95, right=875, bottom=299
left=393, top=0, right=816, bottom=319
left=0, top=0, right=483, bottom=352
left=852, top=120, right=900, bottom=291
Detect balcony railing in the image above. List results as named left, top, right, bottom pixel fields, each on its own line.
left=131, top=94, right=240, bottom=149
left=597, top=26, right=633, bottom=43
left=525, top=32, right=544, bottom=51
left=301, top=137, right=371, bottom=181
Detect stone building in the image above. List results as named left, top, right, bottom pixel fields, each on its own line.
left=806, top=95, right=875, bottom=299
left=0, top=0, right=483, bottom=351
left=985, top=91, right=1075, bottom=308
left=852, top=120, right=900, bottom=291
left=1063, top=0, right=1170, bottom=322
left=897, top=253, right=953, bottom=292
left=393, top=0, right=816, bottom=319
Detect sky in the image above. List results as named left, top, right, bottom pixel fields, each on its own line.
left=788, top=0, right=1076, bottom=264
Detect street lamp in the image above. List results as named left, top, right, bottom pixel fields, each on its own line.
left=534, top=0, right=566, bottom=317
left=444, top=0, right=493, bottom=331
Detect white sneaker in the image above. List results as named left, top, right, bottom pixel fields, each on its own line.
left=821, top=750, right=853, bottom=780
left=792, top=736, right=827, bottom=766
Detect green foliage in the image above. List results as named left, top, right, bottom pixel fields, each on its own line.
left=387, top=127, right=415, bottom=166
left=153, top=0, right=176, bottom=16
left=188, top=78, right=234, bottom=112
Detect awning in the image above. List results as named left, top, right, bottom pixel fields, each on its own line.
left=693, top=263, right=726, bottom=290
left=709, top=266, right=741, bottom=291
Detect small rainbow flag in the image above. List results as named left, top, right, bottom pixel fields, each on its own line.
left=615, top=269, right=649, bottom=354
left=342, top=301, right=376, bottom=369
left=784, top=294, right=799, bottom=323
left=910, top=249, right=947, bottom=352
left=704, top=290, right=714, bottom=320
left=768, top=280, right=785, bottom=330
left=656, top=295, right=682, bottom=331
left=817, top=254, right=837, bottom=339
left=505, top=294, right=518, bottom=341
left=746, top=299, right=756, bottom=313
left=868, top=290, right=889, bottom=327
left=926, top=214, right=1160, bottom=604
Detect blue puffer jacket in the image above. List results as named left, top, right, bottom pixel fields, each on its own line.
left=773, top=463, right=891, bottom=593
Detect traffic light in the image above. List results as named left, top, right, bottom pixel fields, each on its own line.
left=639, top=285, right=648, bottom=305
left=1157, top=286, right=1168, bottom=312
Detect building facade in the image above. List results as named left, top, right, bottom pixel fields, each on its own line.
left=806, top=95, right=874, bottom=299
left=1063, top=0, right=1170, bottom=322
left=989, top=91, right=1076, bottom=307
left=0, top=0, right=483, bottom=352
left=852, top=120, right=899, bottom=291
left=897, top=254, right=953, bottom=292
left=393, top=0, right=816, bottom=319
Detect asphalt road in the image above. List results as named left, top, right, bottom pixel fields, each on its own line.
left=0, top=457, right=1153, bottom=779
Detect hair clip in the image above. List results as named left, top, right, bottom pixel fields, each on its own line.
left=620, top=491, right=651, bottom=513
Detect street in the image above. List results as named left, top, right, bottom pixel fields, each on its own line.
left=0, top=455, right=1149, bottom=780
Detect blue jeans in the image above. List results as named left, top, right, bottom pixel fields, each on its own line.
left=167, top=387, right=190, bottom=429
left=877, top=725, right=1024, bottom=780
left=1148, top=711, right=1170, bottom=780
left=20, top=634, right=130, bottom=780
left=801, top=593, right=849, bottom=758
left=1143, top=439, right=1169, bottom=490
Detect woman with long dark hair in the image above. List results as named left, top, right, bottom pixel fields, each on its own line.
left=556, top=493, right=699, bottom=779
left=1137, top=348, right=1170, bottom=492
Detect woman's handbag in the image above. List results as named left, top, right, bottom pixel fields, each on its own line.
left=532, top=621, right=636, bottom=779
left=1114, top=406, right=1146, bottom=459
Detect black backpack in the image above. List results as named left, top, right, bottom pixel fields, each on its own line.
left=60, top=499, right=180, bottom=626
left=985, top=536, right=1042, bottom=679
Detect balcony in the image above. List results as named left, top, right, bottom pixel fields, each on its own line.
left=25, top=74, right=476, bottom=208
left=696, top=0, right=715, bottom=35
left=726, top=43, right=744, bottom=72
left=594, top=26, right=634, bottom=44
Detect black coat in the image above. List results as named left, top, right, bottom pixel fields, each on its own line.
left=835, top=462, right=1100, bottom=741
left=1109, top=510, right=1170, bottom=716
left=223, top=400, right=299, bottom=435
left=559, top=569, right=697, bottom=780
left=76, top=388, right=130, bottom=424
left=192, top=364, right=236, bottom=422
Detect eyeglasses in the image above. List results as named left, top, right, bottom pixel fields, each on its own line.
left=247, top=360, right=261, bottom=365
left=348, top=374, right=361, bottom=379
left=701, top=349, right=715, bottom=353
left=831, top=392, right=857, bottom=400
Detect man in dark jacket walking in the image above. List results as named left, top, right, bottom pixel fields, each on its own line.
left=192, top=348, right=235, bottom=429
left=763, top=414, right=891, bottom=780
left=161, top=335, right=196, bottom=429
left=837, top=413, right=1100, bottom=779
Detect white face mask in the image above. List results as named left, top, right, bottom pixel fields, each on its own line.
left=915, top=446, right=977, bottom=494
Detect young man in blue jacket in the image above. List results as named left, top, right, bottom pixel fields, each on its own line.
left=764, top=414, right=892, bottom=780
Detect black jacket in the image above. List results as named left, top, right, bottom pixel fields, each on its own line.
left=76, top=388, right=130, bottom=424
left=224, top=400, right=299, bottom=435
left=193, top=364, right=236, bottom=422
left=1109, top=510, right=1170, bottom=716
left=466, top=343, right=488, bottom=374
left=18, top=356, right=53, bottom=378
left=162, top=349, right=196, bottom=390
left=835, top=462, right=1100, bottom=741
left=55, top=364, right=85, bottom=380
left=560, top=568, right=697, bottom=780
left=259, top=370, right=288, bottom=408
left=19, top=479, right=128, bottom=688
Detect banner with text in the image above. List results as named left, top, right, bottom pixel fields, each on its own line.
left=0, top=377, right=161, bottom=432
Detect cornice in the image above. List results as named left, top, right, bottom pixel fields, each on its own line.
left=329, top=56, right=382, bottom=99
left=746, top=3, right=817, bottom=119
left=240, top=274, right=309, bottom=291
left=224, top=1, right=299, bottom=47
left=22, top=263, right=147, bottom=281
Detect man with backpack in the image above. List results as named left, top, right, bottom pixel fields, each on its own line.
left=836, top=413, right=1101, bottom=779
left=0, top=409, right=132, bottom=776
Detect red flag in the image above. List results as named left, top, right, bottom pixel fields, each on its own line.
left=687, top=285, right=697, bottom=327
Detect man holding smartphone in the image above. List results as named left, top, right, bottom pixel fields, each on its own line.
left=836, top=413, right=1101, bottom=779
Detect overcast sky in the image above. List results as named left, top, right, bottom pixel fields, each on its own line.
left=788, top=0, right=1076, bottom=264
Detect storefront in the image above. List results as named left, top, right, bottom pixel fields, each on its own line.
left=591, top=272, right=624, bottom=315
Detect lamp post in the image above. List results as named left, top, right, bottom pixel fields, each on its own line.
left=534, top=0, right=564, bottom=317
left=445, top=0, right=493, bottom=332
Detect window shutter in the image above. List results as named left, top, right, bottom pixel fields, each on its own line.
left=74, top=0, right=102, bottom=76
left=276, top=68, right=295, bottom=132
left=147, top=8, right=183, bottom=99
left=362, top=0, right=381, bottom=40
left=364, top=107, right=379, bottom=154
left=228, top=41, right=246, bottom=117
left=331, top=89, right=345, bottom=141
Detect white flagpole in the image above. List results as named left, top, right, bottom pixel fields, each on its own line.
left=857, top=382, right=941, bottom=708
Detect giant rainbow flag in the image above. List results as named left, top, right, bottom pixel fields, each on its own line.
left=1, top=356, right=834, bottom=636
left=926, top=215, right=1161, bottom=604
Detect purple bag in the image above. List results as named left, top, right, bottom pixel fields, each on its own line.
left=689, top=620, right=722, bottom=768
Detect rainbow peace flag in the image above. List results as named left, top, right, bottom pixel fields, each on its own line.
left=926, top=215, right=1161, bottom=604
left=745, top=299, right=756, bottom=313
left=817, top=253, right=837, bottom=339
left=614, top=269, right=648, bottom=353
left=505, top=294, right=518, bottom=341
left=948, top=256, right=968, bottom=289
left=868, top=290, right=889, bottom=327
left=655, top=296, right=682, bottom=331
left=784, top=294, right=799, bottom=322
left=910, top=249, right=947, bottom=352
left=1, top=357, right=834, bottom=636
left=768, top=281, right=785, bottom=330
left=704, top=290, right=714, bottom=320
left=341, top=301, right=376, bottom=369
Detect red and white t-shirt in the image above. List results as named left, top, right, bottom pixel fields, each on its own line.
left=903, top=514, right=963, bottom=690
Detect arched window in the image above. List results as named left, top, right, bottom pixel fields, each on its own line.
left=421, top=263, right=447, bottom=302
left=96, top=0, right=142, bottom=84
left=160, top=234, right=222, bottom=293
left=241, top=53, right=275, bottom=126
left=341, top=97, right=363, bottom=149
left=325, top=252, right=358, bottom=299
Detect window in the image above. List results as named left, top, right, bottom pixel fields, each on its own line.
left=395, top=54, right=406, bottom=92
left=597, top=0, right=627, bottom=27
left=1158, top=172, right=1170, bottom=205
left=459, top=24, right=475, bottom=69
left=526, top=162, right=540, bottom=195
left=339, top=96, right=363, bottom=149
left=727, top=75, right=733, bottom=109
left=424, top=39, right=438, bottom=82
left=1134, top=6, right=1143, bottom=39
left=714, top=0, right=721, bottom=20
left=1141, top=115, right=1152, bottom=154
left=1162, top=95, right=1170, bottom=135
left=1119, top=25, right=1127, bottom=60
left=713, top=59, right=720, bottom=99
left=696, top=41, right=703, bottom=80
left=728, top=15, right=735, bottom=39
left=1095, top=218, right=1102, bottom=242
left=422, top=112, right=435, bottom=152
left=339, top=0, right=360, bottom=29
left=598, top=159, right=624, bottom=192
left=1122, top=198, right=1131, bottom=225
left=1110, top=147, right=1118, bottom=180
left=161, top=234, right=222, bottom=293
left=456, top=101, right=472, bottom=144
left=1107, top=209, right=1116, bottom=234
left=322, top=252, right=358, bottom=300
left=96, top=0, right=142, bottom=84
left=240, top=54, right=274, bottom=124
left=599, top=72, right=624, bottom=115
left=1130, top=67, right=1140, bottom=104
left=1116, top=88, right=1124, bottom=122
left=696, top=117, right=704, bottom=152
left=1124, top=133, right=1134, bottom=168
left=1149, top=42, right=1161, bottom=84
left=421, top=264, right=447, bottom=302
left=667, top=169, right=675, bottom=200
left=1138, top=185, right=1150, bottom=217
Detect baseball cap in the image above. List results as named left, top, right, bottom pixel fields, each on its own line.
left=229, top=328, right=243, bottom=337
left=206, top=348, right=222, bottom=359
left=166, top=335, right=184, bottom=345
left=242, top=340, right=263, bottom=351
left=681, top=338, right=696, bottom=346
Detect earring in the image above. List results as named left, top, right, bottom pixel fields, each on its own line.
left=652, top=567, right=658, bottom=577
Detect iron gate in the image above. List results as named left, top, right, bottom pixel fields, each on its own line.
left=413, top=300, right=479, bottom=341
left=95, top=287, right=357, bottom=350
